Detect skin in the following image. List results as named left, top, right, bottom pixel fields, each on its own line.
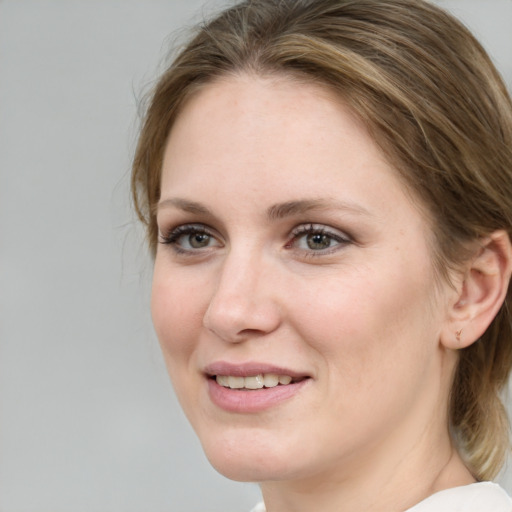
left=151, top=75, right=476, bottom=512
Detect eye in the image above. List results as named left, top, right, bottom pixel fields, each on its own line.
left=159, top=224, right=221, bottom=253
left=303, top=232, right=336, bottom=250
left=287, top=224, right=351, bottom=255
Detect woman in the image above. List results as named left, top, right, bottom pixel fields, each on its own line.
left=131, top=0, right=512, bottom=510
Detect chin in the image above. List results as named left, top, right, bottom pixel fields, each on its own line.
left=207, top=453, right=301, bottom=483
left=198, top=427, right=307, bottom=482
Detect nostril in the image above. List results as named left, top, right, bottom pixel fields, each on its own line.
left=203, top=301, right=281, bottom=343
left=238, top=328, right=268, bottom=337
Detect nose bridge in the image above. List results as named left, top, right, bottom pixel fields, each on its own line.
left=203, top=242, right=280, bottom=341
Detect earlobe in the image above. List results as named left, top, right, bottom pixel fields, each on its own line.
left=441, top=230, right=512, bottom=350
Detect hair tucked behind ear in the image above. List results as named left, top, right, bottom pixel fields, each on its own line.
left=131, top=0, right=512, bottom=479
left=451, top=295, right=512, bottom=478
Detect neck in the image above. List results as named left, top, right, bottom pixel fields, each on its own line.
left=260, top=405, right=475, bottom=512
left=261, top=442, right=474, bottom=512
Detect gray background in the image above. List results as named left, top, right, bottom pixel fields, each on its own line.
left=1, top=1, right=511, bottom=511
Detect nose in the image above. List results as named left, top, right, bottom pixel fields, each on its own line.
left=203, top=250, right=282, bottom=343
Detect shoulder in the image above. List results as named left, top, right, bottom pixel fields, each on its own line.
left=406, top=482, right=512, bottom=512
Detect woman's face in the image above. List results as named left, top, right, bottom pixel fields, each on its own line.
left=152, top=75, right=457, bottom=483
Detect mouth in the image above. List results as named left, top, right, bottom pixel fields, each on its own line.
left=204, top=364, right=311, bottom=412
left=212, top=373, right=308, bottom=390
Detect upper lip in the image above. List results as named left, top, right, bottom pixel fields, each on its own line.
left=204, top=361, right=310, bottom=378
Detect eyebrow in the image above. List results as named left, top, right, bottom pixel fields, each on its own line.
left=156, top=197, right=371, bottom=220
left=156, top=198, right=213, bottom=216
left=266, top=198, right=371, bottom=220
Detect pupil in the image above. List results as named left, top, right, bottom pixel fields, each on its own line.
left=190, top=233, right=209, bottom=248
left=307, top=233, right=330, bottom=250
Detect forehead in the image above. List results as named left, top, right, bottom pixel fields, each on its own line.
left=161, top=75, right=429, bottom=229
left=164, top=76, right=387, bottom=187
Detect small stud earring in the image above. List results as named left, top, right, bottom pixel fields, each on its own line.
left=456, top=329, right=462, bottom=342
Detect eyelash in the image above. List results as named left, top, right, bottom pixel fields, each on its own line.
left=286, top=224, right=352, bottom=257
left=158, top=224, right=220, bottom=254
left=158, top=223, right=352, bottom=257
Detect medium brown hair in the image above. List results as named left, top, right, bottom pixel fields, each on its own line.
left=132, top=0, right=512, bottom=480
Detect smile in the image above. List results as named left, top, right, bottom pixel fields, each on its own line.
left=205, top=364, right=311, bottom=412
left=215, top=373, right=297, bottom=390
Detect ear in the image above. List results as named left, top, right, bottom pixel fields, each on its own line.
left=440, top=230, right=512, bottom=350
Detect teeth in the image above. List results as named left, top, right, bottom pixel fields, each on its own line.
left=216, top=373, right=295, bottom=389
left=263, top=374, right=279, bottom=388
left=245, top=375, right=264, bottom=389
left=217, top=375, right=229, bottom=387
left=227, top=376, right=244, bottom=389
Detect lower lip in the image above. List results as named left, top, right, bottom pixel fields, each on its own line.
left=207, top=378, right=309, bottom=413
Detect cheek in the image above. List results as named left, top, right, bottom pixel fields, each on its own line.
left=150, top=264, right=212, bottom=426
left=150, top=263, right=206, bottom=368
left=292, top=273, right=441, bottom=455
left=293, top=263, right=438, bottom=389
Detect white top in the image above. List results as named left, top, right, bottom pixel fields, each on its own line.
left=250, top=482, right=512, bottom=512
